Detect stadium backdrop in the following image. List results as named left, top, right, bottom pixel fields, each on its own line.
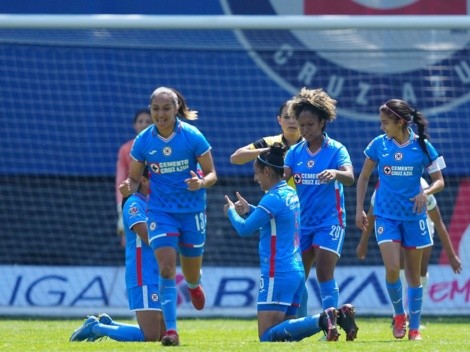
left=0, top=0, right=469, bottom=317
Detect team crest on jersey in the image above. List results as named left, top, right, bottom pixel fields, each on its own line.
left=394, top=152, right=404, bottom=161
left=163, top=146, right=172, bottom=156
left=128, top=205, right=139, bottom=216
left=221, top=0, right=470, bottom=120
left=307, top=160, right=315, bottom=168
left=384, top=165, right=392, bottom=174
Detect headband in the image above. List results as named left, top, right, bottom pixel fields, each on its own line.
left=257, top=155, right=284, bottom=169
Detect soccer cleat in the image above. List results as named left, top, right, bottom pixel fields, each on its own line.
left=161, top=329, right=180, bottom=346
left=408, top=329, right=422, bottom=340
left=188, top=285, right=206, bottom=310
left=69, top=316, right=99, bottom=342
left=392, top=313, right=407, bottom=339
left=320, top=307, right=340, bottom=341
left=98, top=313, right=113, bottom=325
left=405, top=316, right=426, bottom=330
left=337, top=303, right=359, bottom=341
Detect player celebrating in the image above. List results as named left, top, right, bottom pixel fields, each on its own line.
left=355, top=99, right=447, bottom=341
left=283, top=88, right=354, bottom=316
left=120, top=87, right=217, bottom=346
left=224, top=143, right=358, bottom=342
left=70, top=167, right=165, bottom=342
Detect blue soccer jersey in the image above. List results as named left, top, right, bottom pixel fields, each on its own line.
left=131, top=119, right=211, bottom=213
left=364, top=128, right=443, bottom=221
left=228, top=181, right=304, bottom=276
left=123, top=193, right=159, bottom=289
left=284, top=133, right=352, bottom=230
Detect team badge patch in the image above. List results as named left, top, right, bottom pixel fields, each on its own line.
left=221, top=0, right=470, bottom=120
left=394, top=152, right=404, bottom=161
left=128, top=205, right=139, bottom=216
left=163, top=146, right=172, bottom=156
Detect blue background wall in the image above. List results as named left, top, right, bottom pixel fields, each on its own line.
left=0, top=1, right=468, bottom=266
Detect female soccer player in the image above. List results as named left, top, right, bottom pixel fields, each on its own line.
left=70, top=167, right=165, bottom=342
left=115, top=108, right=152, bottom=244
left=356, top=178, right=462, bottom=328
left=230, top=101, right=301, bottom=159
left=120, top=87, right=217, bottom=346
left=283, top=88, right=354, bottom=316
left=230, top=99, right=308, bottom=316
left=356, top=178, right=462, bottom=274
left=224, top=143, right=358, bottom=342
left=355, top=99, right=447, bottom=341
left=230, top=100, right=301, bottom=189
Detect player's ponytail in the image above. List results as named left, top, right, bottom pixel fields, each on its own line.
left=172, top=88, right=198, bottom=120
left=411, top=108, right=432, bottom=163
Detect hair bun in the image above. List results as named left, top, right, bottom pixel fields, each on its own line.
left=270, top=142, right=287, bottom=158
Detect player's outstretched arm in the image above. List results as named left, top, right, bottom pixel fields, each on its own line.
left=230, top=145, right=269, bottom=165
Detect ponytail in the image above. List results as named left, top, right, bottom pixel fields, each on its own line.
left=410, top=108, right=432, bottom=163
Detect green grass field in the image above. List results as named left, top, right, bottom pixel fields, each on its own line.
left=1, top=316, right=470, bottom=351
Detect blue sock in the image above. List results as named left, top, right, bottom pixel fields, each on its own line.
left=91, top=323, right=145, bottom=342
left=408, top=286, right=423, bottom=330
left=297, top=283, right=308, bottom=318
left=319, top=279, right=338, bottom=310
left=259, top=314, right=322, bottom=342
left=386, top=279, right=405, bottom=315
left=160, top=277, right=178, bottom=331
left=105, top=320, right=135, bottom=327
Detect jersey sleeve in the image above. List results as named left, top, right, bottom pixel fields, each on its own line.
left=192, top=128, right=212, bottom=157
left=426, top=154, right=446, bottom=176
left=227, top=206, right=270, bottom=237
left=364, top=137, right=380, bottom=162
left=337, top=144, right=352, bottom=168
left=123, top=199, right=147, bottom=230
left=284, top=147, right=294, bottom=170
left=130, top=133, right=145, bottom=162
left=252, top=137, right=269, bottom=149
left=423, top=140, right=446, bottom=173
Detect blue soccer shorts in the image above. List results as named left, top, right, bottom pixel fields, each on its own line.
left=300, top=225, right=345, bottom=256
left=257, top=270, right=304, bottom=315
left=374, top=216, right=433, bottom=249
left=128, top=284, right=162, bottom=311
left=147, top=210, right=206, bottom=257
